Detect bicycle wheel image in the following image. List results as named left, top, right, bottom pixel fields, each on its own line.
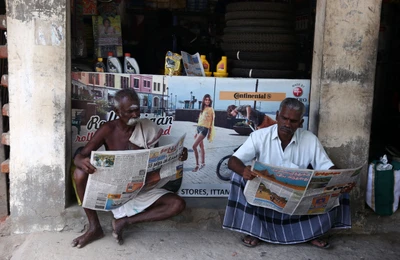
left=216, top=155, right=233, bottom=181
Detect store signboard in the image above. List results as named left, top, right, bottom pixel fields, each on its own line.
left=71, top=72, right=310, bottom=197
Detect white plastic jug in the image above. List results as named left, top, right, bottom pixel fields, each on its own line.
left=107, top=52, right=122, bottom=73
left=124, top=53, right=140, bottom=74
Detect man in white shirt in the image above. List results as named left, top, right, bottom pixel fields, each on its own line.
left=223, top=98, right=347, bottom=249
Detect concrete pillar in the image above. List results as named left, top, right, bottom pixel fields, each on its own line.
left=7, top=0, right=71, bottom=232
left=310, top=0, right=382, bottom=218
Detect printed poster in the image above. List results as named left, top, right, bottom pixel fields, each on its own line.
left=71, top=72, right=311, bottom=197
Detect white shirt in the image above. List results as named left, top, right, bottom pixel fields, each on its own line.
left=233, top=124, right=334, bottom=170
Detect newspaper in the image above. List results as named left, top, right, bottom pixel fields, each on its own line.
left=244, top=161, right=364, bottom=215
left=82, top=134, right=186, bottom=211
left=181, top=51, right=205, bottom=76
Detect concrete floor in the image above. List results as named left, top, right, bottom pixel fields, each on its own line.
left=1, top=226, right=399, bottom=260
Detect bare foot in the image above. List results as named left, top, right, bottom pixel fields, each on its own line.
left=241, top=235, right=260, bottom=247
left=71, top=226, right=104, bottom=248
left=112, top=219, right=126, bottom=245
left=309, top=238, right=330, bottom=249
left=192, top=165, right=200, bottom=172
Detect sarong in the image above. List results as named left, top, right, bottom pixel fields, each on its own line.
left=112, top=188, right=170, bottom=219
left=222, top=173, right=351, bottom=244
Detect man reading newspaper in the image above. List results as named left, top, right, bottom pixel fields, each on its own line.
left=223, top=98, right=346, bottom=249
left=72, top=89, right=187, bottom=248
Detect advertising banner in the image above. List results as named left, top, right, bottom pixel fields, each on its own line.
left=71, top=72, right=310, bottom=197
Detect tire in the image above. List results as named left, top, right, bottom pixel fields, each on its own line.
left=223, top=33, right=296, bottom=44
left=231, top=60, right=297, bottom=70
left=225, top=51, right=296, bottom=62
left=226, top=19, right=294, bottom=28
left=216, top=155, right=233, bottom=181
left=226, top=2, right=294, bottom=13
left=230, top=68, right=296, bottom=78
left=224, top=26, right=293, bottom=34
left=225, top=11, right=294, bottom=21
left=221, top=42, right=296, bottom=52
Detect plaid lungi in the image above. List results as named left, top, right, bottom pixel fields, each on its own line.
left=222, top=173, right=351, bottom=244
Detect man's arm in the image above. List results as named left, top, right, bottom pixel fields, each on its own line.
left=74, top=124, right=110, bottom=174
left=228, top=156, right=258, bottom=180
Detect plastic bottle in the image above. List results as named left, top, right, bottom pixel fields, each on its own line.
left=200, top=55, right=210, bottom=72
left=94, top=58, right=106, bottom=72
left=216, top=56, right=227, bottom=73
left=124, top=53, right=140, bottom=74
left=214, top=56, right=228, bottom=77
left=106, top=52, right=122, bottom=73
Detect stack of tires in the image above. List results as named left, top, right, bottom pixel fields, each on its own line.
left=222, top=1, right=297, bottom=79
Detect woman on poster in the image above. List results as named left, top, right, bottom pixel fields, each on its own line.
left=192, top=94, right=215, bottom=172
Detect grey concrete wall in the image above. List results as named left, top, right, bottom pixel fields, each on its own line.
left=6, top=0, right=71, bottom=233
left=310, top=0, right=382, bottom=225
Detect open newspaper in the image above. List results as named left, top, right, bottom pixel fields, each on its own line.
left=244, top=161, right=364, bottom=215
left=181, top=51, right=205, bottom=76
left=82, top=134, right=186, bottom=211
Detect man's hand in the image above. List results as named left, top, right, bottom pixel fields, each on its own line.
left=179, top=147, right=188, bottom=161
left=75, top=155, right=96, bottom=174
left=241, top=165, right=258, bottom=180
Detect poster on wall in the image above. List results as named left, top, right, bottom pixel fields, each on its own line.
left=92, top=15, right=123, bottom=57
left=71, top=72, right=310, bottom=198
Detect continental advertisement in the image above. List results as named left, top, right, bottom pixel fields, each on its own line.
left=71, top=72, right=310, bottom=197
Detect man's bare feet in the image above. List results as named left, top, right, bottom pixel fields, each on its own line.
left=71, top=226, right=104, bottom=248
left=112, top=219, right=126, bottom=245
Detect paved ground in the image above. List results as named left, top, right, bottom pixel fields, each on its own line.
left=1, top=222, right=399, bottom=260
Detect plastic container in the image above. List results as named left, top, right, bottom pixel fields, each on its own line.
left=215, top=56, right=228, bottom=77
left=106, top=52, right=122, bottom=73
left=124, top=53, right=140, bottom=74
left=216, top=56, right=227, bottom=73
left=200, top=55, right=210, bottom=72
left=95, top=58, right=106, bottom=72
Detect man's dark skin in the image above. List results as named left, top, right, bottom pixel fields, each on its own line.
left=227, top=105, right=333, bottom=248
left=71, top=92, right=186, bottom=248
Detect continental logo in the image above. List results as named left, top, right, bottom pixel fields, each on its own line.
left=219, top=91, right=286, bottom=101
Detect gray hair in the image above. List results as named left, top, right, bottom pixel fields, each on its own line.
left=114, top=89, right=139, bottom=110
left=279, top=98, right=306, bottom=118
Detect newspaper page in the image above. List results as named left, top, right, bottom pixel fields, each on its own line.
left=181, top=51, right=205, bottom=76
left=243, top=161, right=363, bottom=215
left=82, top=134, right=186, bottom=211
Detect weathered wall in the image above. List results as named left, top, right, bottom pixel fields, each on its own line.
left=6, top=0, right=71, bottom=233
left=310, top=0, right=382, bottom=226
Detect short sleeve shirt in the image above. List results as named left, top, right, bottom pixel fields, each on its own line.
left=233, top=124, right=334, bottom=170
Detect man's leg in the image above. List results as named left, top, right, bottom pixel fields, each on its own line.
left=71, top=168, right=105, bottom=248
left=112, top=193, right=186, bottom=244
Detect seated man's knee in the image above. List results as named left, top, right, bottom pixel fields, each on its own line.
left=73, top=168, right=88, bottom=185
left=170, top=195, right=186, bottom=214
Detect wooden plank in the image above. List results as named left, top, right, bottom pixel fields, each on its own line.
left=0, top=45, right=7, bottom=59
left=2, top=104, right=8, bottom=117
left=0, top=15, right=6, bottom=30
left=0, top=74, right=7, bottom=87
left=1, top=159, right=9, bottom=173
left=1, top=132, right=9, bottom=146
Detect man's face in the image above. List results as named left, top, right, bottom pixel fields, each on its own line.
left=230, top=109, right=238, bottom=117
left=117, top=97, right=140, bottom=126
left=275, top=106, right=304, bottom=140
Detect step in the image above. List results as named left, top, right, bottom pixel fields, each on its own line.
left=1, top=132, right=9, bottom=146
left=0, top=15, right=6, bottom=30
left=63, top=197, right=227, bottom=233
left=2, top=104, right=8, bottom=117
left=1, top=159, right=9, bottom=174
left=0, top=45, right=7, bottom=59
left=0, top=74, right=7, bottom=87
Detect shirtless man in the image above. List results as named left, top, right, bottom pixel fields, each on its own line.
left=71, top=89, right=187, bottom=248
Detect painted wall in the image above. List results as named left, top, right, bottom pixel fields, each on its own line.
left=7, top=0, right=71, bottom=232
